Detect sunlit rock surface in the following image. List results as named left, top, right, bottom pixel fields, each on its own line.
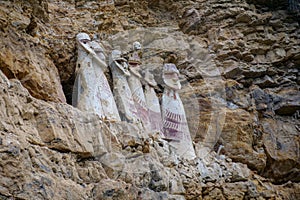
left=0, top=0, right=299, bottom=199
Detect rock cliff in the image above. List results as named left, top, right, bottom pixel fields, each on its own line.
left=0, top=0, right=299, bottom=199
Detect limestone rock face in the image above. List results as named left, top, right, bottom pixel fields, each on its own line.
left=0, top=70, right=117, bottom=157
left=0, top=0, right=300, bottom=199
left=176, top=0, right=300, bottom=185
left=220, top=109, right=267, bottom=172
left=262, top=118, right=300, bottom=183
left=0, top=1, right=66, bottom=102
left=0, top=70, right=113, bottom=199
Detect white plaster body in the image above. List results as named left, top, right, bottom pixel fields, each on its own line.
left=90, top=42, right=121, bottom=121
left=96, top=68, right=121, bottom=121
left=161, top=63, right=196, bottom=160
left=162, top=88, right=196, bottom=160
left=144, top=84, right=162, bottom=134
left=127, top=44, right=151, bottom=132
left=109, top=54, right=139, bottom=123
left=127, top=74, right=151, bottom=131
left=72, top=44, right=104, bottom=117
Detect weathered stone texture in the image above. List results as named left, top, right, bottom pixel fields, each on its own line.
left=0, top=0, right=299, bottom=199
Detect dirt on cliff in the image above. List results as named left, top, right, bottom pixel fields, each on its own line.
left=0, top=0, right=299, bottom=199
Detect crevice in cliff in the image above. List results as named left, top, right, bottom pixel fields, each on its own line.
left=62, top=76, right=75, bottom=105
left=0, top=62, right=16, bottom=80
left=28, top=138, right=94, bottom=162
left=1, top=0, right=300, bottom=198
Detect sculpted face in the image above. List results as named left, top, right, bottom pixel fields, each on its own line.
left=89, top=41, right=106, bottom=61
left=129, top=41, right=142, bottom=65
left=163, top=63, right=181, bottom=90
left=128, top=41, right=143, bottom=78
left=110, top=50, right=130, bottom=76
left=76, top=33, right=91, bottom=45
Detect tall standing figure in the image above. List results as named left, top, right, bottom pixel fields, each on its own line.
left=89, top=41, right=121, bottom=121
left=144, top=70, right=162, bottom=135
left=161, top=63, right=196, bottom=160
left=127, top=42, right=151, bottom=131
left=72, top=33, right=104, bottom=117
left=109, top=50, right=139, bottom=123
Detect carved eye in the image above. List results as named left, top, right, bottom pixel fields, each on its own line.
left=80, top=39, right=90, bottom=44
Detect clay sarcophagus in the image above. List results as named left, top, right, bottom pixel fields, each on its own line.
left=72, top=33, right=120, bottom=121
left=72, top=33, right=103, bottom=117
left=161, top=63, right=196, bottom=160
left=127, top=42, right=151, bottom=131
left=109, top=50, right=140, bottom=124
left=89, top=41, right=120, bottom=121
left=144, top=70, right=162, bottom=135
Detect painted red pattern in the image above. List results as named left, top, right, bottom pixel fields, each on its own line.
left=163, top=109, right=188, bottom=141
